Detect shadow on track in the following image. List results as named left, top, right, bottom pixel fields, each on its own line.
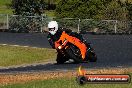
left=0, top=60, right=131, bottom=73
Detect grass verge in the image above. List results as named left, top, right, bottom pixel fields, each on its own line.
left=0, top=68, right=132, bottom=87
left=0, top=45, right=56, bottom=67
left=45, top=10, right=55, bottom=17
left=1, top=73, right=132, bottom=88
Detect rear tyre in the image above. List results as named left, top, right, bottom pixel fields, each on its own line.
left=88, top=51, right=97, bottom=62
left=85, top=43, right=97, bottom=62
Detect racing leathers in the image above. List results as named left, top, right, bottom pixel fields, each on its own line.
left=47, top=28, right=85, bottom=49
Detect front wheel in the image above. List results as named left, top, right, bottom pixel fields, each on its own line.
left=56, top=53, right=69, bottom=64
left=66, top=45, right=82, bottom=63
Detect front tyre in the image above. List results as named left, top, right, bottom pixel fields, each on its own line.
left=56, top=53, right=68, bottom=64
left=66, top=45, right=82, bottom=63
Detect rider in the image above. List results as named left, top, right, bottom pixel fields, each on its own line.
left=47, top=21, right=88, bottom=60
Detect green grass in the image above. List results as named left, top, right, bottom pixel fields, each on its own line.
left=0, top=45, right=56, bottom=66
left=1, top=74, right=132, bottom=88
left=0, top=0, right=13, bottom=14
left=0, top=8, right=13, bottom=14
left=0, top=0, right=11, bottom=6
left=45, top=10, right=55, bottom=17
left=0, top=0, right=56, bottom=15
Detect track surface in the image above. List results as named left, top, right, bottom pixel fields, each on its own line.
left=0, top=32, right=132, bottom=73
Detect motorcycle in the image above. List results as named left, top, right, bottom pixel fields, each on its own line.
left=54, top=31, right=97, bottom=64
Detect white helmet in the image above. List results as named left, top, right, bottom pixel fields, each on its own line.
left=48, top=21, right=58, bottom=35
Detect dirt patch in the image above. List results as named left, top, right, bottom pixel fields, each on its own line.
left=0, top=67, right=132, bottom=85
left=0, top=71, right=76, bottom=85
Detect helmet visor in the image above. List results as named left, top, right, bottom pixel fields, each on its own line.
left=49, top=27, right=55, bottom=31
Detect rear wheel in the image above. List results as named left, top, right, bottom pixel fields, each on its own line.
left=85, top=42, right=97, bottom=62
left=88, top=51, right=97, bottom=62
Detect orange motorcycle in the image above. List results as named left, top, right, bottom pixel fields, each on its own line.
left=55, top=31, right=97, bottom=64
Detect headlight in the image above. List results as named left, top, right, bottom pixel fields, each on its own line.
left=58, top=46, right=62, bottom=49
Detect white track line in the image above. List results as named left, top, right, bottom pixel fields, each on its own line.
left=0, top=44, right=39, bottom=49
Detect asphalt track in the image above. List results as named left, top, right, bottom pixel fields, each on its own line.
left=0, top=32, right=132, bottom=73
